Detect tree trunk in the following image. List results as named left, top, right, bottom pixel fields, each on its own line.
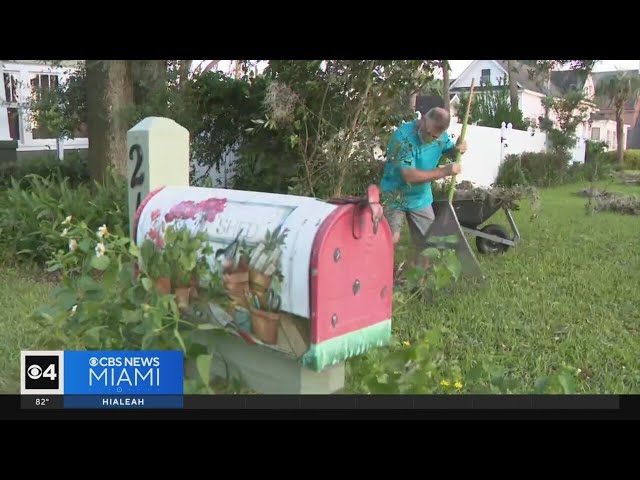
left=507, top=60, right=519, bottom=110
left=131, top=60, right=167, bottom=106
left=408, top=91, right=418, bottom=112
left=178, top=60, right=192, bottom=89
left=86, top=60, right=134, bottom=183
left=616, top=106, right=625, bottom=166
left=442, top=61, right=450, bottom=112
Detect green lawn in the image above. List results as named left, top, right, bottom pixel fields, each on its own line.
left=358, top=178, right=640, bottom=393
left=1, top=178, right=639, bottom=394
left=0, top=264, right=55, bottom=393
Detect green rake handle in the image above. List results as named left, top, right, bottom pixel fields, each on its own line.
left=448, top=78, right=476, bottom=202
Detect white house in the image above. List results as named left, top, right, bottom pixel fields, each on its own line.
left=1, top=60, right=88, bottom=159
left=447, top=60, right=613, bottom=146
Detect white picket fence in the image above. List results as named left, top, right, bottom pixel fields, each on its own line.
left=447, top=122, right=586, bottom=187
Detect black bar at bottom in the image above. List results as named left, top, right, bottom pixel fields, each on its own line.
left=472, top=395, right=534, bottom=409
left=184, top=395, right=244, bottom=409
left=414, top=395, right=474, bottom=409
left=244, top=395, right=301, bottom=409
left=532, top=395, right=619, bottom=409
left=355, top=395, right=414, bottom=409
left=300, top=395, right=356, bottom=409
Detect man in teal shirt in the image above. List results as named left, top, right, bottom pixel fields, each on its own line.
left=380, top=107, right=467, bottom=253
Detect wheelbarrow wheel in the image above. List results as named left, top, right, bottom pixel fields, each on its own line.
left=476, top=224, right=510, bottom=254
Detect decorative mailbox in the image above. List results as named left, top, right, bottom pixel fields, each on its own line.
left=127, top=116, right=394, bottom=393
left=133, top=184, right=394, bottom=373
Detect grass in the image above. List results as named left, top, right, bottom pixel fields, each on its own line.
left=0, top=263, right=55, bottom=393
left=347, top=177, right=640, bottom=393
left=1, top=177, right=639, bottom=394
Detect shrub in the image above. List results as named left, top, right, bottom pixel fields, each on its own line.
left=30, top=220, right=228, bottom=393
left=497, top=151, right=572, bottom=187
left=599, top=149, right=640, bottom=170
left=496, top=151, right=614, bottom=187
left=0, top=152, right=90, bottom=189
left=0, top=171, right=128, bottom=265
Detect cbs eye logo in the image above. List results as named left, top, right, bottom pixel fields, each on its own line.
left=24, top=355, right=59, bottom=390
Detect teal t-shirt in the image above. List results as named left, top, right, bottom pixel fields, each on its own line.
left=380, top=120, right=455, bottom=211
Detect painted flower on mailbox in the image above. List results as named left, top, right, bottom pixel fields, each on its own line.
left=164, top=197, right=227, bottom=224
left=144, top=197, right=228, bottom=250
left=147, top=227, right=165, bottom=249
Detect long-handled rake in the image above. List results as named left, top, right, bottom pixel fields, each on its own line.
left=424, top=78, right=484, bottom=279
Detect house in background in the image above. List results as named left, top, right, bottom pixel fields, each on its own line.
left=589, top=70, right=640, bottom=149
left=447, top=60, right=611, bottom=146
left=1, top=60, right=88, bottom=160
left=415, top=93, right=460, bottom=118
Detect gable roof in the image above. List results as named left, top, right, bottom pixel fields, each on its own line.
left=450, top=60, right=594, bottom=97
left=415, top=94, right=458, bottom=113
left=591, top=70, right=640, bottom=111
left=494, top=60, right=554, bottom=95
left=549, top=69, right=590, bottom=95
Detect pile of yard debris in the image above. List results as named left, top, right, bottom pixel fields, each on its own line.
left=614, top=171, right=640, bottom=186
left=592, top=194, right=640, bottom=216
left=433, top=180, right=541, bottom=215
left=578, top=187, right=640, bottom=215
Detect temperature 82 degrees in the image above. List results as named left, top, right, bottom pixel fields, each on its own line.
left=20, top=395, right=63, bottom=409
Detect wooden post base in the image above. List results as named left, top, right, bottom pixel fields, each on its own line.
left=207, top=333, right=345, bottom=394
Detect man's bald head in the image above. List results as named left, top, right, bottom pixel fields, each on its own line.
left=419, top=107, right=450, bottom=142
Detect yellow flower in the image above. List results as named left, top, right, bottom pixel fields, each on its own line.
left=62, top=215, right=72, bottom=225
left=402, top=341, right=411, bottom=347
left=97, top=224, right=108, bottom=238
left=454, top=380, right=463, bottom=390
left=68, top=239, right=78, bottom=252
left=440, top=379, right=450, bottom=387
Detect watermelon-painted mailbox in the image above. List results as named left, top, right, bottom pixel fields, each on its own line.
left=128, top=117, right=394, bottom=394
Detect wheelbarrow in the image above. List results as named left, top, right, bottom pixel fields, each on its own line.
left=431, top=197, right=521, bottom=254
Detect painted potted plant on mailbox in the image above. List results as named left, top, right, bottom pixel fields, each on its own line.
left=138, top=194, right=293, bottom=347
left=243, top=226, right=288, bottom=345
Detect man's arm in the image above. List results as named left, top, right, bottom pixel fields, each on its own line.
left=401, top=163, right=460, bottom=185
left=442, top=135, right=467, bottom=159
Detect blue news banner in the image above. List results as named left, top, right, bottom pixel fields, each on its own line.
left=20, top=350, right=184, bottom=409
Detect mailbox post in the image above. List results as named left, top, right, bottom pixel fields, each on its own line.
left=128, top=117, right=394, bottom=394
left=127, top=117, right=190, bottom=237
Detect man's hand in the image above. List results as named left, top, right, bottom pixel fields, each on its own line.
left=456, top=138, right=468, bottom=154
left=446, top=162, right=462, bottom=176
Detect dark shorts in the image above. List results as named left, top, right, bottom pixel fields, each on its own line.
left=384, top=204, right=435, bottom=251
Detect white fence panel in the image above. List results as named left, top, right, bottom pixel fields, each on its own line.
left=505, top=125, right=547, bottom=157
left=447, top=123, right=503, bottom=187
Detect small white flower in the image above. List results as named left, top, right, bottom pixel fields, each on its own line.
left=69, top=239, right=78, bottom=252
left=95, top=242, right=106, bottom=258
left=70, top=305, right=78, bottom=315
left=62, top=215, right=72, bottom=225
left=62, top=228, right=68, bottom=236
left=97, top=224, right=108, bottom=238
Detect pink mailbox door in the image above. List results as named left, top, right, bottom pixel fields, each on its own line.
left=309, top=201, right=394, bottom=345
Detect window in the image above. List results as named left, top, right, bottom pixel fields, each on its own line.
left=29, top=73, right=59, bottom=139
left=3, top=72, right=21, bottom=141
left=590, top=127, right=600, bottom=141
left=30, top=73, right=58, bottom=96
left=480, top=68, right=491, bottom=85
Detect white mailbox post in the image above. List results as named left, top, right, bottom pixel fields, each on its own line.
left=127, top=117, right=190, bottom=237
